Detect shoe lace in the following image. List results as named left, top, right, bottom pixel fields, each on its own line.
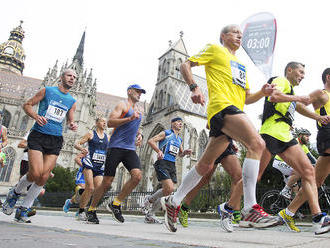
left=254, top=204, right=269, bottom=217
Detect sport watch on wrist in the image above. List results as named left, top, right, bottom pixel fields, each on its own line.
left=189, top=83, right=198, bottom=91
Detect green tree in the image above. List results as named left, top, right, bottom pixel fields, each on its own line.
left=45, top=166, right=77, bottom=192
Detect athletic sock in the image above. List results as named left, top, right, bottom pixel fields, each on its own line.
left=181, top=203, right=189, bottom=212
left=150, top=198, right=161, bottom=214
left=149, top=189, right=163, bottom=203
left=112, top=197, right=122, bottom=206
left=78, top=208, right=85, bottom=214
left=21, top=183, right=43, bottom=209
left=88, top=206, right=96, bottom=212
left=15, top=175, right=33, bottom=194
left=172, top=167, right=202, bottom=207
left=285, top=208, right=295, bottom=217
left=242, top=158, right=259, bottom=211
left=224, top=203, right=234, bottom=212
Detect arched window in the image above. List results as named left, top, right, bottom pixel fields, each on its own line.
left=19, top=115, right=29, bottom=131
left=167, top=94, right=173, bottom=106
left=162, top=59, right=167, bottom=76
left=0, top=147, right=16, bottom=182
left=158, top=90, right=163, bottom=109
left=2, top=109, right=11, bottom=128
left=190, top=129, right=198, bottom=159
left=176, top=58, right=183, bottom=79
left=198, top=130, right=208, bottom=160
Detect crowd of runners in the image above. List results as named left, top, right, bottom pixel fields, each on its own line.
left=1, top=24, right=330, bottom=236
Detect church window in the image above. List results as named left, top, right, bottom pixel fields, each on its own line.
left=2, top=109, right=11, bottom=128
left=19, top=115, right=29, bottom=131
left=0, top=147, right=16, bottom=182
left=198, top=130, right=208, bottom=160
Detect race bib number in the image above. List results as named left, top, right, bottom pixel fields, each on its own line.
left=168, top=145, right=179, bottom=156
left=45, top=100, right=68, bottom=123
left=230, top=61, right=247, bottom=89
left=92, top=150, right=106, bottom=163
left=287, top=102, right=296, bottom=122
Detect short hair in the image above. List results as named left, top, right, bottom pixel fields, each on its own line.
left=220, top=24, right=239, bottom=44
left=96, top=117, right=105, bottom=123
left=61, top=69, right=76, bottom=77
left=322, top=68, right=330, bottom=84
left=284, top=62, right=305, bottom=76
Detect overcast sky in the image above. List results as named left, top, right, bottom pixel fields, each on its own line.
left=2, top=0, right=330, bottom=141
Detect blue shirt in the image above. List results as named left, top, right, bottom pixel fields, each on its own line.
left=32, top=86, right=76, bottom=136
left=159, top=129, right=182, bottom=162
left=88, top=130, right=108, bottom=167
left=108, top=104, right=141, bottom=151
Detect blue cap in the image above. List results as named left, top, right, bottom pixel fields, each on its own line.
left=127, top=84, right=146, bottom=94
left=171, top=117, right=182, bottom=123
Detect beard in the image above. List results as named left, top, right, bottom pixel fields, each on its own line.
left=63, top=82, right=73, bottom=89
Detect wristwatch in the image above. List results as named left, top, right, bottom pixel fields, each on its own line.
left=189, top=83, right=198, bottom=91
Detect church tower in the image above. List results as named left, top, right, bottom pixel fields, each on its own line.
left=0, top=21, right=26, bottom=75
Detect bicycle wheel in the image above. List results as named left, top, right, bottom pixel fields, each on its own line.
left=319, top=186, right=330, bottom=214
left=260, top=190, right=290, bottom=215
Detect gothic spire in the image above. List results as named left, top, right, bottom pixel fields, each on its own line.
left=73, top=31, right=85, bottom=66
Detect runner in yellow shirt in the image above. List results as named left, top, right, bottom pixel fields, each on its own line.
left=257, top=62, right=330, bottom=235
left=161, top=24, right=278, bottom=233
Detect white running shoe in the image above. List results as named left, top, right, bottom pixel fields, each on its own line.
left=141, top=195, right=152, bottom=214
left=217, top=203, right=233, bottom=232
left=240, top=204, right=278, bottom=228
left=144, top=212, right=162, bottom=224
left=314, top=213, right=330, bottom=235
left=76, top=211, right=87, bottom=221
left=160, top=195, right=180, bottom=232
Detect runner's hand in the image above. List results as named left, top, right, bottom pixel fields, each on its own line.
left=191, top=87, right=205, bottom=106
left=157, top=150, right=164, bottom=160
left=261, top=83, right=275, bottom=96
left=318, top=115, right=330, bottom=125
left=129, top=111, right=140, bottom=121
left=35, top=115, right=47, bottom=126
left=68, top=122, right=78, bottom=131
left=298, top=95, right=311, bottom=105
left=184, top=149, right=192, bottom=156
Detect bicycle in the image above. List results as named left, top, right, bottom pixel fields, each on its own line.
left=260, top=184, right=330, bottom=216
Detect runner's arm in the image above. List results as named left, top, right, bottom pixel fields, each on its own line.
left=296, top=102, right=330, bottom=124
left=147, top=131, right=166, bottom=154
left=23, top=88, right=46, bottom=124
left=269, top=89, right=310, bottom=105
left=245, top=84, right=275, bottom=104
left=74, top=131, right=92, bottom=153
left=107, top=101, right=138, bottom=128
left=0, top=127, right=8, bottom=149
left=67, top=102, right=77, bottom=131
left=309, top=89, right=329, bottom=110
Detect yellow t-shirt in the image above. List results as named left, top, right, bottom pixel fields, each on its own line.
left=315, top=90, right=330, bottom=128
left=260, top=77, right=295, bottom=142
left=188, top=44, right=250, bottom=125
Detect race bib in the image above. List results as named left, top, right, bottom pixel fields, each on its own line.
left=168, top=145, right=179, bottom=156
left=92, top=150, right=106, bottom=163
left=287, top=102, right=296, bottom=122
left=45, top=100, right=68, bottom=123
left=230, top=61, right=247, bottom=89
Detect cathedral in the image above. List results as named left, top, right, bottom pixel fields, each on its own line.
left=0, top=22, right=211, bottom=194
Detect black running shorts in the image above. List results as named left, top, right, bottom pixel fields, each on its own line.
left=209, top=105, right=244, bottom=138
left=261, top=134, right=298, bottom=156
left=27, top=130, right=63, bottom=155
left=317, top=129, right=330, bottom=156
left=214, top=139, right=237, bottom=164
left=153, top=159, right=177, bottom=183
left=104, top=148, right=141, bottom=177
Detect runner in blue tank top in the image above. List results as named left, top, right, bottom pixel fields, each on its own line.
left=0, top=111, right=8, bottom=167
left=2, top=69, right=78, bottom=223
left=71, top=117, right=108, bottom=223
left=141, top=117, right=191, bottom=223
left=87, top=84, right=145, bottom=224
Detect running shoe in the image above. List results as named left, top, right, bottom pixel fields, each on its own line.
left=87, top=210, right=99, bottom=224
left=144, top=212, right=162, bottom=224
left=179, top=207, right=188, bottom=228
left=2, top=188, right=20, bottom=215
left=63, top=199, right=72, bottom=213
left=280, top=186, right=292, bottom=200
left=160, top=195, right=180, bottom=232
left=232, top=210, right=241, bottom=227
left=107, top=201, right=124, bottom=223
left=217, top=203, right=233, bottom=232
left=240, top=204, right=278, bottom=228
left=141, top=195, right=152, bottom=214
left=76, top=210, right=87, bottom=221
left=15, top=206, right=31, bottom=223
left=313, top=213, right=330, bottom=235
left=27, top=208, right=36, bottom=217
left=278, top=209, right=300, bottom=232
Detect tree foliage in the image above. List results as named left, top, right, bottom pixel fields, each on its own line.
left=45, top=166, right=77, bottom=192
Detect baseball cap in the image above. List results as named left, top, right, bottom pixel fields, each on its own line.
left=127, top=84, right=146, bottom=94
left=171, top=117, right=182, bottom=123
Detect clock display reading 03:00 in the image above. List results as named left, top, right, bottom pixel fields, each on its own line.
left=246, top=37, right=270, bottom=49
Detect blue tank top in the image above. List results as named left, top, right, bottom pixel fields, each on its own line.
left=88, top=130, right=108, bottom=166
left=108, top=104, right=141, bottom=151
left=159, top=129, right=182, bottom=162
left=32, top=86, right=76, bottom=136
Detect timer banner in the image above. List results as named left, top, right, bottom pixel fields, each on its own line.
left=241, top=12, right=277, bottom=78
